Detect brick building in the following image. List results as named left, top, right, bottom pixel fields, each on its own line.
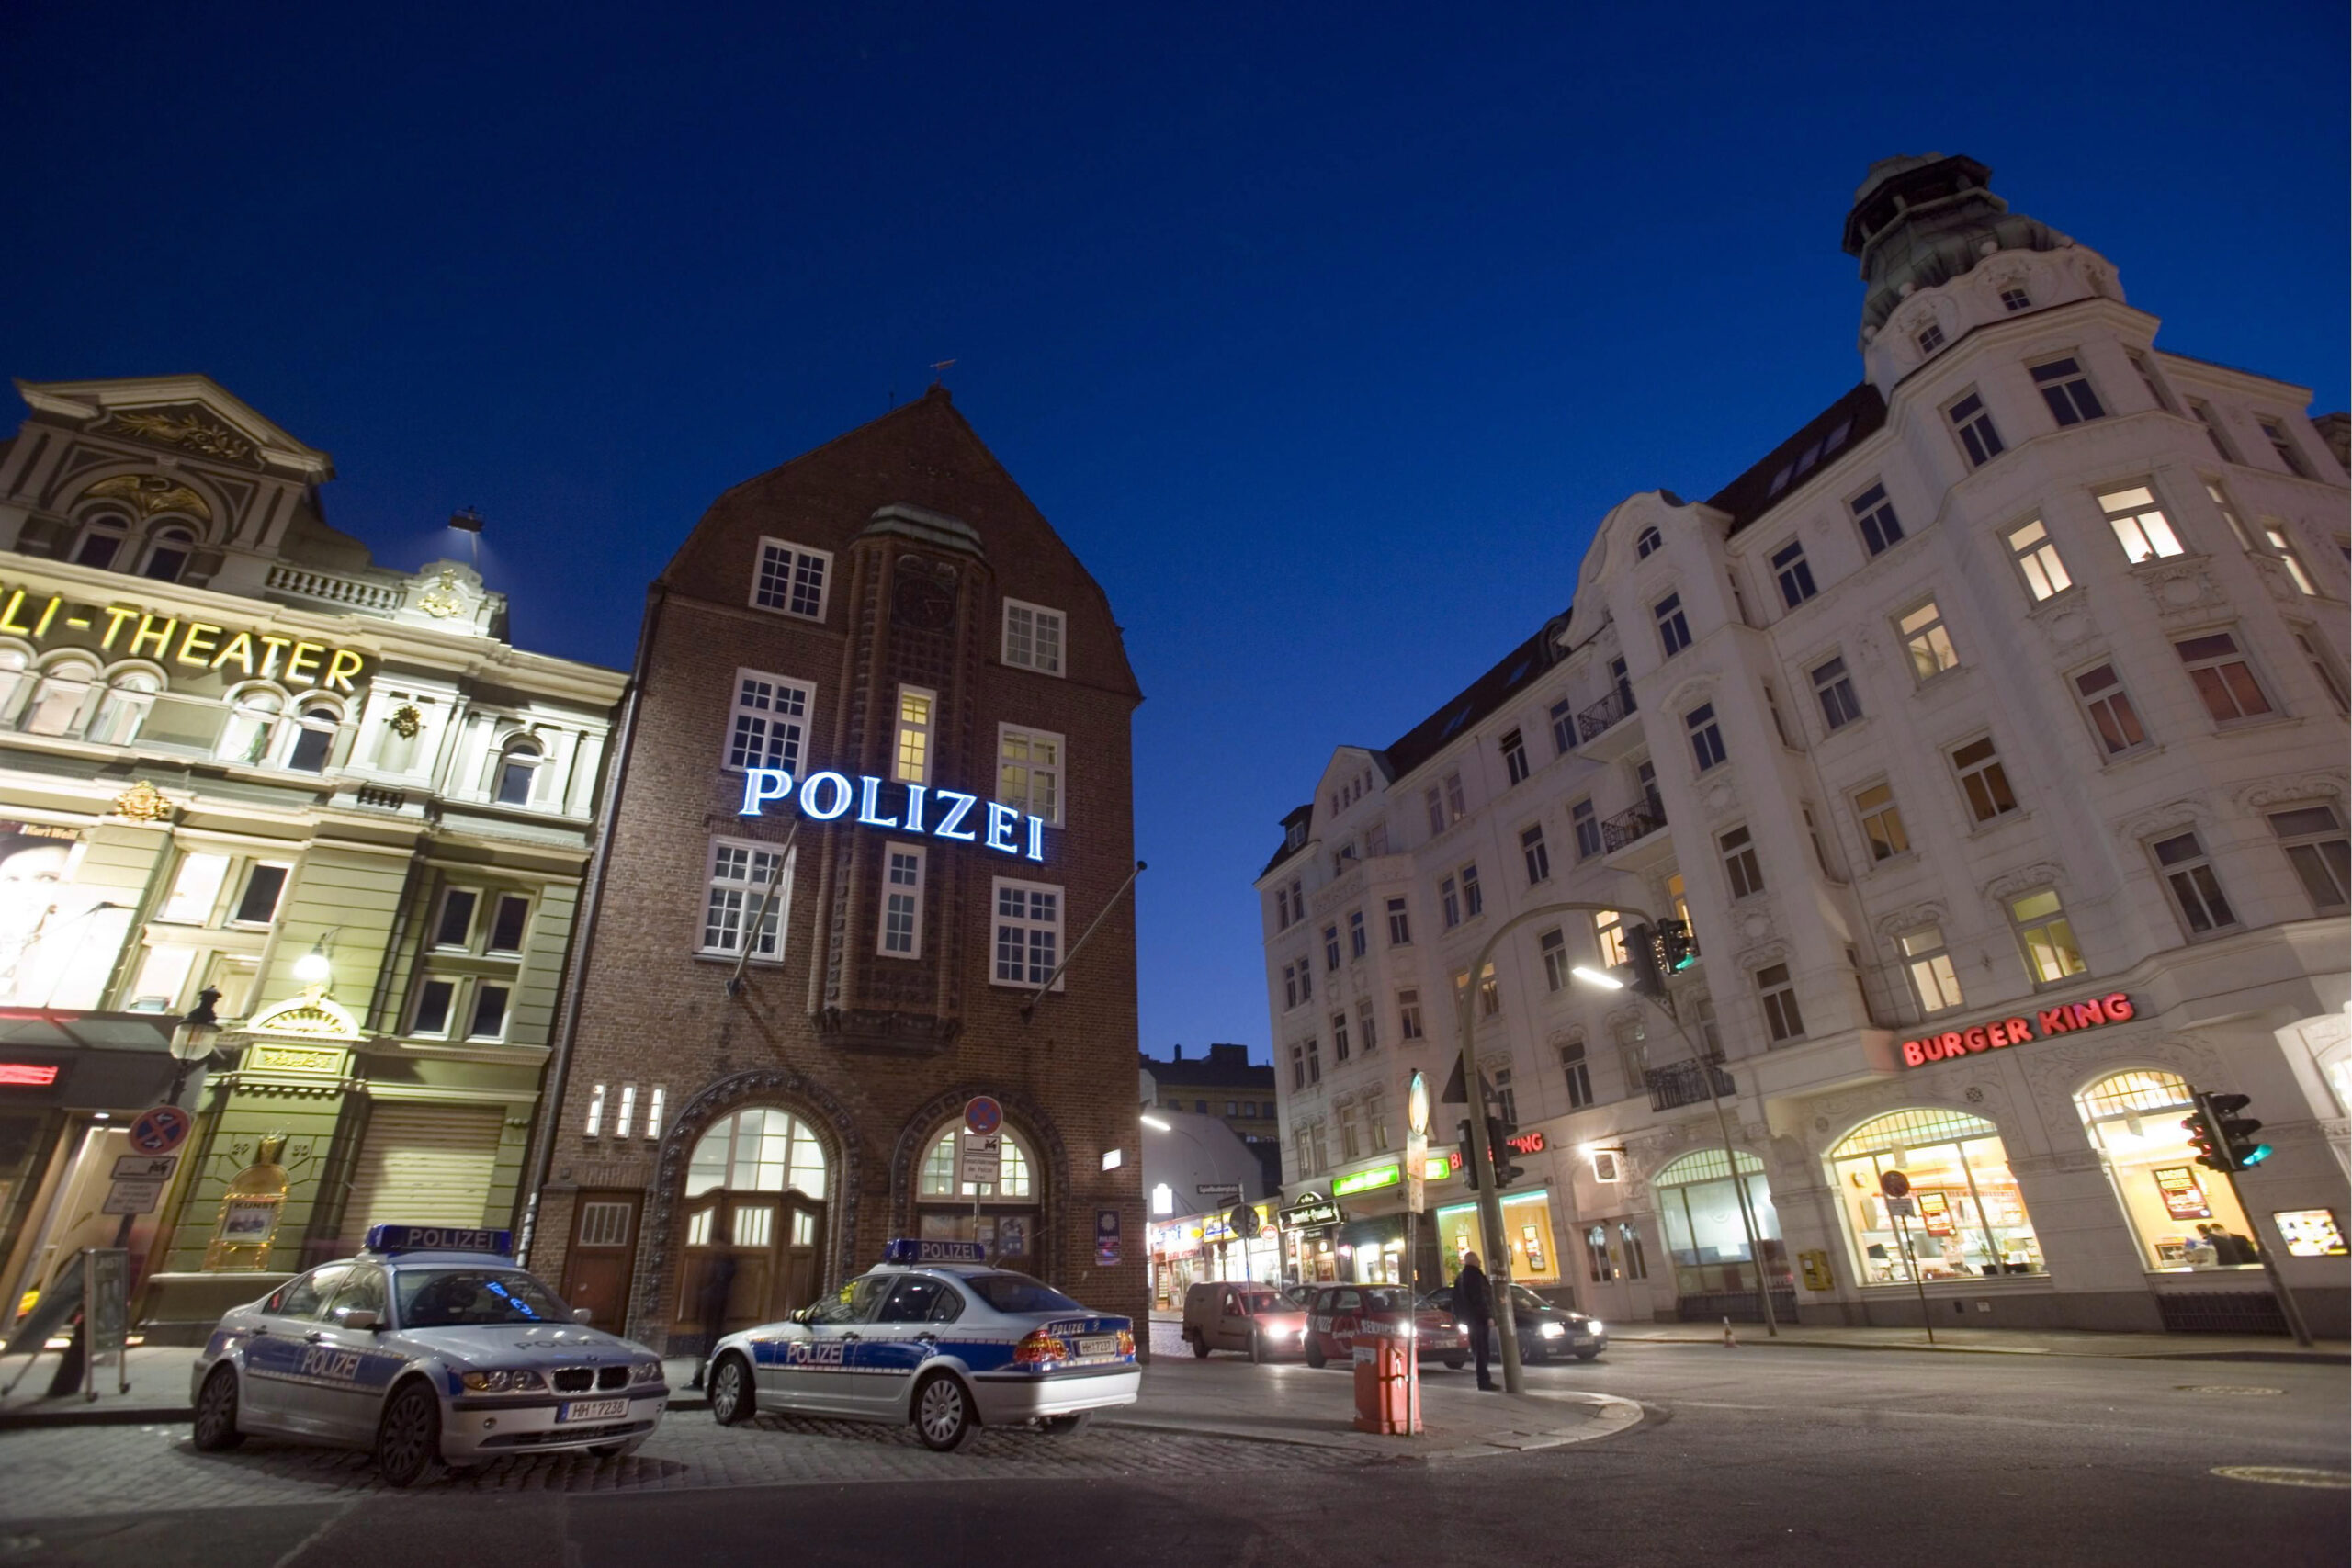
left=523, top=388, right=1145, bottom=1350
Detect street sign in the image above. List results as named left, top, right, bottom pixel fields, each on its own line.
left=1879, top=1169, right=1912, bottom=1199
left=1195, top=1181, right=1242, bottom=1203
left=1277, top=1194, right=1343, bottom=1229
left=1885, top=1195, right=1917, bottom=1217
left=958, top=1131, right=1002, bottom=1186
left=128, top=1105, right=191, bottom=1156
left=112, top=1154, right=179, bottom=1182
left=1228, top=1203, right=1261, bottom=1239
left=1405, top=1130, right=1428, bottom=1214
left=101, top=1179, right=166, bottom=1215
left=964, top=1096, right=1002, bottom=1137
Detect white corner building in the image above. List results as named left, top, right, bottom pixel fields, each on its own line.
left=1256, top=154, right=2349, bottom=1337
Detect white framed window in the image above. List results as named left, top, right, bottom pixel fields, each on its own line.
left=2008, top=887, right=2086, bottom=985
left=1385, top=896, right=1411, bottom=945
left=2098, top=485, right=2184, bottom=563
left=411, top=976, right=459, bottom=1037
left=2269, top=805, right=2350, bottom=913
left=2030, top=355, right=2106, bottom=426
left=1520, top=824, right=1550, bottom=885
left=2072, top=662, right=2150, bottom=757
left=1849, top=482, right=1904, bottom=556
left=2000, top=286, right=2031, bottom=312
left=2150, top=830, right=2237, bottom=937
left=878, top=842, right=926, bottom=958
left=85, top=667, right=162, bottom=746
left=726, top=671, right=811, bottom=772
left=129, top=943, right=198, bottom=1012
left=231, top=863, right=290, bottom=927
left=1685, top=703, right=1726, bottom=772
left=1854, top=783, right=1908, bottom=863
left=1593, top=908, right=1629, bottom=968
left=1945, top=389, right=2004, bottom=468
left=584, top=1082, right=606, bottom=1137
left=284, top=701, right=341, bottom=774
left=1756, top=964, right=1804, bottom=1042
left=991, top=876, right=1063, bottom=988
left=644, top=1086, right=667, bottom=1140
left=613, top=1085, right=637, bottom=1139
left=19, top=658, right=95, bottom=737
left=432, top=887, right=479, bottom=949
left=998, top=725, right=1063, bottom=824
left=1811, top=655, right=1862, bottom=730
left=467, top=983, right=513, bottom=1041
left=1499, top=728, right=1530, bottom=784
left=752, top=536, right=831, bottom=620
left=159, top=852, right=230, bottom=924
left=1770, top=538, right=1816, bottom=608
left=893, top=685, right=936, bottom=784
left=492, top=737, right=541, bottom=806
left=1916, top=322, right=1945, bottom=355
left=1001, top=599, right=1065, bottom=676
left=1540, top=927, right=1569, bottom=991
left=1898, top=600, right=1960, bottom=681
left=1331, top=1010, right=1351, bottom=1064
left=1898, top=925, right=1962, bottom=1014
left=1950, top=735, right=2019, bottom=823
left=1560, top=1040, right=1592, bottom=1108
left=1655, top=592, right=1692, bottom=658
left=701, top=839, right=790, bottom=959
left=1720, top=826, right=1764, bottom=899
left=1635, top=525, right=1662, bottom=558
left=486, top=894, right=532, bottom=953
left=2007, top=517, right=2072, bottom=601
left=2174, top=630, right=2275, bottom=725
left=1397, top=988, right=1424, bottom=1041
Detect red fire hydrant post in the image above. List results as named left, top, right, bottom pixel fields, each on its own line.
left=1351, top=1323, right=1422, bottom=1436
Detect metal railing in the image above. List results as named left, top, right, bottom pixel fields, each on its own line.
left=1576, top=688, right=1636, bottom=742
left=1645, top=1057, right=1736, bottom=1112
left=265, top=563, right=406, bottom=613
left=1600, top=799, right=1667, bottom=852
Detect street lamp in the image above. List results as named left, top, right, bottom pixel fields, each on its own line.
left=166, top=986, right=223, bottom=1104
left=292, top=929, right=340, bottom=987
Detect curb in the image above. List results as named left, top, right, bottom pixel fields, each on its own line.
left=0, top=1404, right=193, bottom=1428
left=1613, top=1335, right=2348, bottom=1367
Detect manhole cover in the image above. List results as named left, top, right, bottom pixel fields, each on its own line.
left=2211, top=1466, right=2349, bottom=1488
left=2175, top=1384, right=2284, bottom=1395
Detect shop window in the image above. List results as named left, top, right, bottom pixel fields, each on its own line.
left=1586, top=1224, right=1617, bottom=1282
left=2075, top=1070, right=2260, bottom=1272
left=688, top=1107, right=830, bottom=1197
left=1830, top=1108, right=2042, bottom=1281
left=2008, top=887, right=2086, bottom=985
left=1618, top=1221, right=1649, bottom=1280
left=1654, top=1147, right=1784, bottom=1299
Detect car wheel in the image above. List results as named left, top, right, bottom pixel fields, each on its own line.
left=1304, top=1337, right=1327, bottom=1369
left=1039, top=1412, right=1091, bottom=1437
left=1188, top=1330, right=1210, bottom=1359
left=1442, top=1355, right=1466, bottom=1371
left=374, top=1380, right=443, bottom=1488
left=192, top=1363, right=244, bottom=1451
left=588, top=1438, right=648, bottom=1459
left=1576, top=1350, right=1601, bottom=1361
left=709, top=1352, right=753, bottom=1426
left=914, top=1371, right=977, bottom=1452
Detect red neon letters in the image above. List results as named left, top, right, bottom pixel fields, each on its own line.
left=1899, top=992, right=2134, bottom=1068
left=0, top=1063, right=61, bottom=1086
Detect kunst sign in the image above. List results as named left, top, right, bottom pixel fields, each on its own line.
left=739, top=767, right=1048, bottom=861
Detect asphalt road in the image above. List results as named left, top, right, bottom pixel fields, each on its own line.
left=3, top=1343, right=2343, bottom=1567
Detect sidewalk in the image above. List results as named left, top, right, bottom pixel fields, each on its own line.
left=1613, top=1323, right=2349, bottom=1363
left=0, top=1343, right=199, bottom=1426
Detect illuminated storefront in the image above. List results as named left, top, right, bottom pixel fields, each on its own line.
left=1654, top=1148, right=1787, bottom=1314
left=1434, top=1190, right=1561, bottom=1288
left=2074, top=1071, right=2256, bottom=1272
left=1828, top=1110, right=2041, bottom=1282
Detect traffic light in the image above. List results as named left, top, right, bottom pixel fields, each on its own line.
left=1659, top=919, right=1699, bottom=972
left=1487, top=1113, right=1524, bottom=1189
left=2208, top=1093, right=2272, bottom=1170
left=1625, top=922, right=1666, bottom=997
left=2182, top=1103, right=2228, bottom=1173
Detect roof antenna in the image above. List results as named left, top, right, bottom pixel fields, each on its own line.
left=929, top=358, right=956, bottom=390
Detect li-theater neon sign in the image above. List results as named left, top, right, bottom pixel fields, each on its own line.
left=739, top=767, right=1049, bottom=862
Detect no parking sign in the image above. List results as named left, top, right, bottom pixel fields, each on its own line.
left=129, top=1105, right=192, bottom=1156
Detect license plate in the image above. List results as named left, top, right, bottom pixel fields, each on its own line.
left=1076, top=1335, right=1119, bottom=1358
left=558, top=1397, right=630, bottom=1422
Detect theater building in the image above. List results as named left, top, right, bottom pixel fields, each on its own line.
left=1258, top=154, right=2349, bottom=1336
left=523, top=388, right=1146, bottom=1350
left=0, top=376, right=625, bottom=1338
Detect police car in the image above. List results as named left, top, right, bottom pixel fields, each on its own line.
left=705, top=1239, right=1138, bottom=1451
left=189, top=1225, right=669, bottom=1486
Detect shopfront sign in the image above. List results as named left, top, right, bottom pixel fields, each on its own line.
left=0, top=1063, right=61, bottom=1086
left=1505, top=1130, right=1546, bottom=1156
left=0, top=577, right=368, bottom=690
left=739, top=767, right=1047, bottom=861
left=2152, top=1166, right=2212, bottom=1221
left=1898, top=991, right=2136, bottom=1068
left=1331, top=1162, right=1401, bottom=1198
left=1278, top=1193, right=1343, bottom=1230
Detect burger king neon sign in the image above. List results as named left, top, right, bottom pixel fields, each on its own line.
left=1900, top=991, right=2134, bottom=1068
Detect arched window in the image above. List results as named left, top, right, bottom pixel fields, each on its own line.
left=71, top=512, right=130, bottom=570
left=919, top=1124, right=1035, bottom=1200
left=1636, top=525, right=1663, bottom=558
left=2075, top=1070, right=2258, bottom=1271
left=0, top=647, right=30, bottom=721
left=220, top=687, right=285, bottom=765
left=686, top=1107, right=829, bottom=1199
left=1829, top=1108, right=2041, bottom=1280
left=494, top=737, right=542, bottom=806
left=284, top=701, right=340, bottom=773
left=20, top=657, right=98, bottom=738
left=1653, top=1146, right=1783, bottom=1298
left=140, top=525, right=196, bottom=583
left=86, top=668, right=163, bottom=747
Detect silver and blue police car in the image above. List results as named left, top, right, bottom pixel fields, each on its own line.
left=705, top=1239, right=1138, bottom=1451
left=190, top=1224, right=669, bottom=1486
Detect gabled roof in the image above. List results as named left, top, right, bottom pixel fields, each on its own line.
left=15, top=374, right=334, bottom=479
left=1706, top=381, right=1887, bottom=537
left=1380, top=613, right=1568, bottom=783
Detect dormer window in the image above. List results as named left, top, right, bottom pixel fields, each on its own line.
left=1916, top=322, right=1946, bottom=355
left=141, top=526, right=196, bottom=583
left=1635, top=525, right=1663, bottom=558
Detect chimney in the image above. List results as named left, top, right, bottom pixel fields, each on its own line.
left=1172, top=1043, right=1183, bottom=1062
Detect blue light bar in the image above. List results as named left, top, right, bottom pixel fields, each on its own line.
left=883, top=1238, right=986, bottom=1265
left=366, top=1224, right=513, bottom=1256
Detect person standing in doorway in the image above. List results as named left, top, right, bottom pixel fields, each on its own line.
left=686, top=1251, right=739, bottom=1391
left=1456, top=1251, right=1497, bottom=1392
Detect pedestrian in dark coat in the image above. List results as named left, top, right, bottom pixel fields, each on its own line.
left=1455, top=1252, right=1498, bottom=1391
left=686, top=1252, right=739, bottom=1390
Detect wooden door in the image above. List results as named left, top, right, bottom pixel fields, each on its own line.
left=672, top=1190, right=827, bottom=1344
left=560, top=1190, right=641, bottom=1333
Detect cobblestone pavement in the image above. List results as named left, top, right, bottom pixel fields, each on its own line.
left=0, top=1404, right=1385, bottom=1520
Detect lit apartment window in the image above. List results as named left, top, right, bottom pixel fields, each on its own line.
left=1685, top=704, right=1726, bottom=772
left=1386, top=897, right=1411, bottom=945
left=1397, top=988, right=1424, bottom=1041
left=2188, top=400, right=2237, bottom=463
left=1571, top=798, right=1600, bottom=859
left=1854, top=783, right=1908, bottom=863
left=998, top=725, right=1064, bottom=824
left=1001, top=600, right=1066, bottom=676
left=2098, top=485, right=2184, bottom=563
left=1756, top=964, right=1804, bottom=1043
left=645, top=1087, right=666, bottom=1140
left=2260, top=523, right=2319, bottom=595
left=2030, top=356, right=2106, bottom=426
left=1499, top=728, right=1530, bottom=785
left=991, top=878, right=1062, bottom=988
left=2007, top=518, right=2072, bottom=601
left=1331, top=1011, right=1351, bottom=1064
left=1478, top=964, right=1500, bottom=1018
left=879, top=843, right=926, bottom=958
left=157, top=852, right=228, bottom=923
left=1540, top=927, right=1569, bottom=991
left=726, top=671, right=811, bottom=773
left=752, top=536, right=830, bottom=620
left=2000, top=286, right=2031, bottom=312
left=703, top=840, right=788, bottom=958
left=1559, top=1041, right=1593, bottom=1108
left=2174, top=631, right=2275, bottom=725
left=1951, top=736, right=2019, bottom=823
left=1849, top=482, right=1905, bottom=556
left=2202, top=479, right=2255, bottom=549
left=2072, top=663, right=2149, bottom=757
left=1946, top=390, right=2004, bottom=468
left=1898, top=926, right=1963, bottom=1014
left=1770, top=539, right=1817, bottom=608
left=2257, top=419, right=2312, bottom=478
left=1655, top=593, right=1692, bottom=658
left=1811, top=655, right=1862, bottom=731
left=2151, top=830, right=2236, bottom=937
left=2009, top=888, right=2086, bottom=985
left=1720, top=826, right=1764, bottom=899
left=893, top=686, right=935, bottom=784
left=1593, top=908, right=1629, bottom=967
left=584, top=1083, right=606, bottom=1137
left=1549, top=698, right=1576, bottom=755
left=1898, top=601, right=1960, bottom=681
left=2127, top=349, right=2173, bottom=410
left=1521, top=824, right=1550, bottom=885
left=1323, top=924, right=1340, bottom=972
left=1916, top=322, right=1945, bottom=355
left=2270, top=805, right=2350, bottom=913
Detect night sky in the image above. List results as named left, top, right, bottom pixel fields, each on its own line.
left=6, top=3, right=2344, bottom=1064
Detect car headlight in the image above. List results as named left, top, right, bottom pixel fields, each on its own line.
left=1589, top=1322, right=1606, bottom=1335
left=460, top=1368, right=547, bottom=1393
left=1541, top=1322, right=1565, bottom=1339
left=629, top=1359, right=663, bottom=1384
left=1455, top=1322, right=1469, bottom=1333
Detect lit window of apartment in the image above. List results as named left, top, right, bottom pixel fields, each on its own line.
left=2259, top=522, right=2320, bottom=595
left=1849, top=482, right=1905, bottom=556
left=2007, top=518, right=2072, bottom=601
left=1811, top=655, right=1861, bottom=731
left=702, top=840, right=788, bottom=958
left=1951, top=736, right=2018, bottom=823
left=726, top=671, right=812, bottom=773
left=1571, top=798, right=1601, bottom=859
left=1898, top=926, right=1962, bottom=1014
left=1540, top=927, right=1569, bottom=991
left=1898, top=600, right=1960, bottom=681
left=2269, top=805, right=2350, bottom=913
left=878, top=843, right=925, bottom=958
left=1593, top=908, right=1629, bottom=968
left=892, top=686, right=935, bottom=784
left=2174, top=631, right=2275, bottom=725
left=1685, top=704, right=1726, bottom=772
left=2098, top=485, right=2184, bottom=563
left=2202, top=479, right=2255, bottom=548
left=1770, top=538, right=1817, bottom=608
left=1477, top=964, right=1500, bottom=1018
left=1549, top=698, right=1576, bottom=755
left=2150, top=830, right=2237, bottom=937
left=1397, top=988, right=1424, bottom=1041
left=1655, top=592, right=1692, bottom=658
left=1756, top=964, right=1804, bottom=1043
left=1853, top=783, right=1908, bottom=863
left=1499, top=728, right=1530, bottom=785
left=2126, top=350, right=2173, bottom=411
left=1385, top=897, right=1411, bottom=945
left=1348, top=909, right=1366, bottom=960
left=2071, top=663, right=2150, bottom=757
left=2008, top=888, right=2086, bottom=986
left=1331, top=1011, right=1351, bottom=1065
left=2030, top=355, right=2106, bottom=426
left=2188, top=400, right=2237, bottom=463
left=2000, top=286, right=2031, bottom=312
left=1521, top=824, right=1550, bottom=886
left=1915, top=322, right=1945, bottom=355
left=998, top=726, right=1063, bottom=824
left=1001, top=599, right=1065, bottom=676
left=1720, top=826, right=1764, bottom=899
left=1559, top=1040, right=1593, bottom=1108
left=2257, top=418, right=2312, bottom=478
left=991, top=879, right=1063, bottom=987
left=1945, top=389, right=2004, bottom=468
left=752, top=537, right=831, bottom=619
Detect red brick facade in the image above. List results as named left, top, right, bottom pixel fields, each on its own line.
left=526, top=389, right=1144, bottom=1349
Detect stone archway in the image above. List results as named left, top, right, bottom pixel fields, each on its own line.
left=888, top=1084, right=1071, bottom=1282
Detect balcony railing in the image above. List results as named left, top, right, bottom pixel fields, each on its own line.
left=1600, top=799, right=1667, bottom=852
left=1576, top=688, right=1636, bottom=742
left=265, top=563, right=406, bottom=614
left=1645, top=1058, right=1736, bottom=1112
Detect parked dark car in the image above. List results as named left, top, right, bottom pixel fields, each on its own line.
left=1424, top=1283, right=1607, bottom=1362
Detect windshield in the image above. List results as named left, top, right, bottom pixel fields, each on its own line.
left=1359, top=1287, right=1413, bottom=1313
left=1241, top=1292, right=1287, bottom=1314
left=1510, top=1285, right=1553, bottom=1312
left=395, top=1268, right=570, bottom=1328
left=964, top=1272, right=1085, bottom=1315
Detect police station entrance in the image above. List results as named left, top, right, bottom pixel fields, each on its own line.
left=671, top=1108, right=830, bottom=1344
left=913, top=1122, right=1041, bottom=1269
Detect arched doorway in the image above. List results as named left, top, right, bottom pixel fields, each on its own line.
left=915, top=1122, right=1041, bottom=1267
left=1653, top=1147, right=1790, bottom=1320
left=671, top=1107, right=830, bottom=1343
left=2075, top=1070, right=2259, bottom=1272
left=1828, top=1108, right=2042, bottom=1281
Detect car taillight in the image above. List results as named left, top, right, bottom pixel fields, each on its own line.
left=1116, top=1330, right=1136, bottom=1358
left=1014, top=1329, right=1069, bottom=1366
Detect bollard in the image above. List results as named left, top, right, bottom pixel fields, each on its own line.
left=1723, top=1315, right=1738, bottom=1348
left=1351, top=1324, right=1421, bottom=1435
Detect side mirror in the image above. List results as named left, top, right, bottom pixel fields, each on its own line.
left=336, top=1307, right=379, bottom=1331
left=571, top=1307, right=595, bottom=1324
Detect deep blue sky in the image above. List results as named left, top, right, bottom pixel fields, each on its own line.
left=6, top=4, right=2344, bottom=1064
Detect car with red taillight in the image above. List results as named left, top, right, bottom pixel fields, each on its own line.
left=1298, top=1283, right=1468, bottom=1370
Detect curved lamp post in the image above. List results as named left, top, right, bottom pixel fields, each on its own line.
left=165, top=986, right=223, bottom=1104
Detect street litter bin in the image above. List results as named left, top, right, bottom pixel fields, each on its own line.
left=1351, top=1323, right=1420, bottom=1436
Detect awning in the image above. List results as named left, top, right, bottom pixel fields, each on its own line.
left=0, top=1010, right=180, bottom=1109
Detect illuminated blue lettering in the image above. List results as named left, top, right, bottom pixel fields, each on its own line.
left=1026, top=815, right=1045, bottom=862
left=903, top=784, right=927, bottom=835
left=857, top=776, right=899, bottom=829
left=933, top=790, right=978, bottom=841
left=984, top=801, right=1020, bottom=853
left=741, top=768, right=795, bottom=816
left=799, top=772, right=854, bottom=820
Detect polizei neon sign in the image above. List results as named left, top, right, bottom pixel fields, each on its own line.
left=739, top=768, right=1048, bottom=862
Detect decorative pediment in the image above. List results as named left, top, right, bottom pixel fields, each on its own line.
left=2115, top=797, right=2211, bottom=847
left=2234, top=773, right=2346, bottom=812
left=246, top=986, right=362, bottom=1042
left=1873, top=900, right=1949, bottom=940
left=96, top=405, right=263, bottom=469
left=82, top=472, right=213, bottom=520
left=1980, top=860, right=2067, bottom=908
